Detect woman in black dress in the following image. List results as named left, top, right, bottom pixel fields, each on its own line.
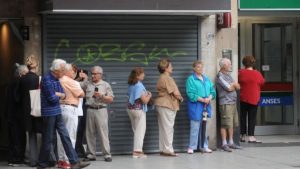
left=19, top=55, right=42, bottom=167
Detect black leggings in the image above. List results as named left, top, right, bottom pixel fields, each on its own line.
left=240, top=101, right=258, bottom=136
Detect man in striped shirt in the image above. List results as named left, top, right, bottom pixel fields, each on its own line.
left=38, top=59, right=89, bottom=169
left=216, top=58, right=241, bottom=152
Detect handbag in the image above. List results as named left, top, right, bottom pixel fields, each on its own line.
left=30, top=76, right=41, bottom=117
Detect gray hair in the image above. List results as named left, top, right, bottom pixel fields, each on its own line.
left=91, top=66, right=103, bottom=74
left=17, top=64, right=29, bottom=76
left=219, top=58, right=231, bottom=68
left=65, top=63, right=73, bottom=71
left=50, top=59, right=66, bottom=71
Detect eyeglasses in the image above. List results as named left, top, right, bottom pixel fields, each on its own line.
left=91, top=72, right=102, bottom=76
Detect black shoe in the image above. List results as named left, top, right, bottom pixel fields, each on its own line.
left=83, top=157, right=96, bottom=161
left=29, top=163, right=37, bottom=167
left=71, top=161, right=90, bottom=169
left=77, top=153, right=86, bottom=158
left=104, top=157, right=112, bottom=162
left=8, top=161, right=26, bottom=167
left=36, top=166, right=51, bottom=169
left=76, top=147, right=86, bottom=158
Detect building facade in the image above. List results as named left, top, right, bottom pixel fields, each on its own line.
left=0, top=0, right=238, bottom=154
left=238, top=0, right=300, bottom=135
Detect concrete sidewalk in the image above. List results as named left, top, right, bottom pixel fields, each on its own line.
left=1, top=135, right=300, bottom=169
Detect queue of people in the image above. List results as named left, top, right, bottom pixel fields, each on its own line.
left=6, top=55, right=264, bottom=168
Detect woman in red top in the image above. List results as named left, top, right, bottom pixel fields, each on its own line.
left=238, top=56, right=264, bottom=143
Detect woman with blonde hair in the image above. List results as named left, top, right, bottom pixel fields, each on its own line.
left=18, top=55, right=42, bottom=167
left=25, top=55, right=39, bottom=72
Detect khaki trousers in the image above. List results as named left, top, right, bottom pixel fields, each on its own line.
left=156, top=106, right=177, bottom=153
left=85, top=108, right=111, bottom=158
left=127, top=109, right=146, bottom=152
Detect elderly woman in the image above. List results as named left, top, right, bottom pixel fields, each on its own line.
left=155, top=59, right=183, bottom=157
left=7, top=64, right=28, bottom=166
left=186, top=61, right=216, bottom=154
left=127, top=67, right=152, bottom=158
left=239, top=56, right=264, bottom=143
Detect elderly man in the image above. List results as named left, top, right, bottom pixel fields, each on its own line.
left=38, top=59, right=89, bottom=169
left=215, top=58, right=241, bottom=152
left=57, top=64, right=85, bottom=169
left=80, top=66, right=114, bottom=162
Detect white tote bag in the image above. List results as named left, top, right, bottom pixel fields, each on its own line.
left=30, top=76, right=41, bottom=117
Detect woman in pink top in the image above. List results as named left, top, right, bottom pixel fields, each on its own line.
left=238, top=56, right=264, bottom=143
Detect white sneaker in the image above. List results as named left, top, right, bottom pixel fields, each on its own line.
left=187, top=148, right=194, bottom=154
left=204, top=148, right=212, bottom=153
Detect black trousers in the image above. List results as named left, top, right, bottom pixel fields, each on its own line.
left=8, top=117, right=26, bottom=163
left=240, top=101, right=258, bottom=136
left=75, top=102, right=87, bottom=157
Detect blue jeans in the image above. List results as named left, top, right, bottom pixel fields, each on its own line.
left=188, top=120, right=209, bottom=150
left=38, top=114, right=78, bottom=168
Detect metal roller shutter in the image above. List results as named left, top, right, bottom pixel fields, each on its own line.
left=43, top=14, right=198, bottom=154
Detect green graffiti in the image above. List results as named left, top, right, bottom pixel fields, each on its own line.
left=76, top=44, right=99, bottom=64
left=54, top=39, right=187, bottom=65
left=54, top=39, right=70, bottom=59
left=125, top=42, right=148, bottom=65
left=99, top=43, right=123, bottom=61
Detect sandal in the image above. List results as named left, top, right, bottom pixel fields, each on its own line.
left=248, top=140, right=262, bottom=143
left=160, top=152, right=178, bottom=157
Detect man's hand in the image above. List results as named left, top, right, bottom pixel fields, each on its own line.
left=234, top=82, right=240, bottom=90
left=93, top=91, right=102, bottom=98
left=55, top=92, right=66, bottom=99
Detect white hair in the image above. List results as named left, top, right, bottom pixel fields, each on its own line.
left=65, top=63, right=73, bottom=71
left=17, top=64, right=29, bottom=76
left=91, top=66, right=103, bottom=74
left=50, top=59, right=66, bottom=71
left=219, top=58, right=231, bottom=68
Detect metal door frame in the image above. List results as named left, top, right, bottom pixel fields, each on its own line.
left=238, top=17, right=298, bottom=135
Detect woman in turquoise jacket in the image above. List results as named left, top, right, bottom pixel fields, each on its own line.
left=186, top=61, right=216, bottom=154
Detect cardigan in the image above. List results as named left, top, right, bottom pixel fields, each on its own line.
left=238, top=69, right=264, bottom=105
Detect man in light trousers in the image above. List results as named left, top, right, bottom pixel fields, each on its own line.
left=80, top=66, right=114, bottom=162
left=57, top=64, right=85, bottom=168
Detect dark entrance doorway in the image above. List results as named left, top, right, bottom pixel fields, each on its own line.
left=0, top=19, right=24, bottom=159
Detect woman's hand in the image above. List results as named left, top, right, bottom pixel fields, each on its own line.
left=198, top=95, right=212, bottom=104
left=147, top=91, right=152, bottom=97
left=203, top=98, right=211, bottom=104
left=141, top=91, right=152, bottom=104
left=79, top=70, right=88, bottom=81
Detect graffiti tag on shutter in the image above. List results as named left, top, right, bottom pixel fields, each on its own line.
left=54, top=39, right=188, bottom=65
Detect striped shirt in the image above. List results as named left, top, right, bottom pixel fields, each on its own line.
left=216, top=71, right=237, bottom=105
left=41, top=72, right=64, bottom=116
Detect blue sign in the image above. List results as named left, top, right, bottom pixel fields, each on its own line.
left=259, top=96, right=293, bottom=106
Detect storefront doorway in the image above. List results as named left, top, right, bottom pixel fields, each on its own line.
left=0, top=19, right=24, bottom=154
left=239, top=18, right=298, bottom=135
